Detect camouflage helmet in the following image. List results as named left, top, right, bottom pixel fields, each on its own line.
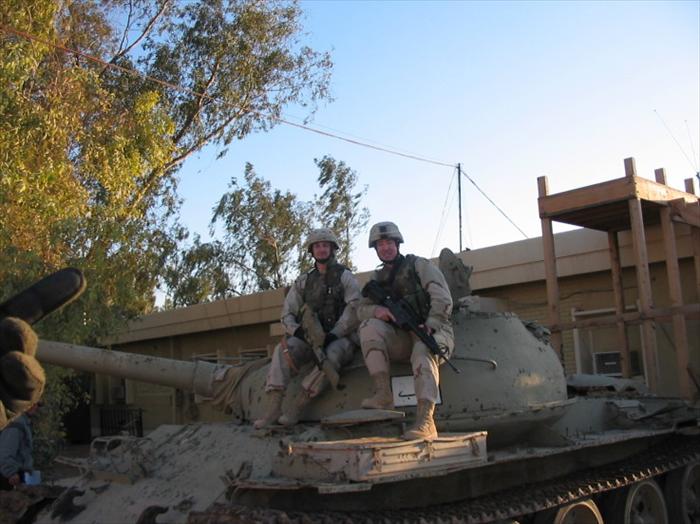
left=368, top=221, right=404, bottom=248
left=306, top=228, right=340, bottom=253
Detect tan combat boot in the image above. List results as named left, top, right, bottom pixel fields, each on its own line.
left=278, top=390, right=311, bottom=426
left=361, top=372, right=393, bottom=409
left=253, top=389, right=284, bottom=429
left=403, top=400, right=437, bottom=440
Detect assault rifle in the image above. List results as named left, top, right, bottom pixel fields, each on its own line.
left=300, top=305, right=341, bottom=389
left=362, top=280, right=460, bottom=374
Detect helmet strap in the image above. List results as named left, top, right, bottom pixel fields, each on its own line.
left=314, top=252, right=335, bottom=265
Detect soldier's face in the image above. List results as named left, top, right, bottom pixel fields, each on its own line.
left=375, top=238, right=398, bottom=262
left=312, top=241, right=332, bottom=261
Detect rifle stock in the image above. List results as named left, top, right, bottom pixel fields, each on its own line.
left=300, top=306, right=340, bottom=389
left=362, top=280, right=460, bottom=374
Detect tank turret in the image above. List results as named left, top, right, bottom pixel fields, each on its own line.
left=36, top=291, right=568, bottom=444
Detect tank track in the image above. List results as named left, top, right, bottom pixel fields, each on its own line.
left=187, top=434, right=700, bottom=524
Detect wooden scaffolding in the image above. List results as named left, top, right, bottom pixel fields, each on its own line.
left=537, top=157, right=700, bottom=398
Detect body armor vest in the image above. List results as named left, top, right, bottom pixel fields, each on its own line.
left=302, top=262, right=347, bottom=333
left=376, top=255, right=431, bottom=323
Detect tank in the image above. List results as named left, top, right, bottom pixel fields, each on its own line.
left=18, top=258, right=700, bottom=523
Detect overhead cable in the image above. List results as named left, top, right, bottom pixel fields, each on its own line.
left=0, top=24, right=454, bottom=168
left=431, top=168, right=458, bottom=256
left=684, top=120, right=698, bottom=172
left=2, top=23, right=532, bottom=237
left=460, top=171, right=529, bottom=239
left=653, top=109, right=698, bottom=172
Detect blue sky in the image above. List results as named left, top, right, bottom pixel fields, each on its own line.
left=176, top=0, right=700, bottom=273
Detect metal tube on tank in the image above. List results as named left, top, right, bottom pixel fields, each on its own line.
left=37, top=340, right=221, bottom=397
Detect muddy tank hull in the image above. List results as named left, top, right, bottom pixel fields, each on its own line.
left=38, top=397, right=700, bottom=523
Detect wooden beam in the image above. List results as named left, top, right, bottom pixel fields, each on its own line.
left=658, top=169, right=691, bottom=398
left=608, top=231, right=631, bottom=377
left=635, top=177, right=700, bottom=204
left=668, top=198, right=700, bottom=228
left=538, top=176, right=563, bottom=361
left=549, top=303, right=700, bottom=332
left=628, top=196, right=659, bottom=392
left=538, top=177, right=635, bottom=218
left=686, top=178, right=700, bottom=310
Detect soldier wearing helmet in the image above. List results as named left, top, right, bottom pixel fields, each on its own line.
left=254, top=228, right=361, bottom=429
left=358, top=222, right=454, bottom=440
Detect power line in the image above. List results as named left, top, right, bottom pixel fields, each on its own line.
left=431, top=168, right=458, bottom=256
left=684, top=120, right=699, bottom=172
left=1, top=23, right=531, bottom=237
left=653, top=109, right=697, bottom=172
left=460, top=170, right=529, bottom=239
left=0, top=23, right=455, bottom=168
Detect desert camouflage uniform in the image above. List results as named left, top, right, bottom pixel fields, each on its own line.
left=266, top=260, right=360, bottom=397
left=358, top=254, right=453, bottom=403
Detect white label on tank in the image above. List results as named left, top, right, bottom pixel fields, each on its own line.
left=391, top=375, right=442, bottom=407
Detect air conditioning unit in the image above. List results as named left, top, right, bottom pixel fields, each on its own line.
left=593, top=351, right=622, bottom=377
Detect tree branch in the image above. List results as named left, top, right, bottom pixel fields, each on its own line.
left=106, top=0, right=171, bottom=67
left=115, top=0, right=134, bottom=57
left=172, top=56, right=221, bottom=144
left=126, top=102, right=248, bottom=214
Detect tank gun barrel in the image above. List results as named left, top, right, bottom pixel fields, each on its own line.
left=37, top=340, right=222, bottom=397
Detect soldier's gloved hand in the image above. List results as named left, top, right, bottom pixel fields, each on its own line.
left=0, top=317, right=46, bottom=429
left=323, top=333, right=338, bottom=349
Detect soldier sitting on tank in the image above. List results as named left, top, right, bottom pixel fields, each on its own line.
left=254, top=228, right=361, bottom=429
left=358, top=222, right=454, bottom=440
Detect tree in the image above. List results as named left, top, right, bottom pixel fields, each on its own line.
left=0, top=0, right=331, bottom=446
left=161, top=235, right=233, bottom=307
left=314, top=155, right=369, bottom=269
left=211, top=164, right=311, bottom=294
left=1, top=0, right=331, bottom=328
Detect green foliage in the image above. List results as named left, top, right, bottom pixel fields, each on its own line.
left=32, top=367, right=89, bottom=468
left=0, top=0, right=331, bottom=453
left=314, top=155, right=369, bottom=269
left=162, top=235, right=233, bottom=308
left=211, top=164, right=312, bottom=294
left=166, top=155, right=369, bottom=305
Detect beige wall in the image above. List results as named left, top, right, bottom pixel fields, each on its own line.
left=479, top=259, right=699, bottom=396
left=94, top=224, right=699, bottom=431
left=104, top=323, right=277, bottom=430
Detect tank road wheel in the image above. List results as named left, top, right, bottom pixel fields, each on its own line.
left=601, top=479, right=668, bottom=524
left=664, top=462, right=700, bottom=524
left=533, top=499, right=604, bottom=524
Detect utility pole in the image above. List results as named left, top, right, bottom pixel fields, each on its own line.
left=457, top=163, right=463, bottom=252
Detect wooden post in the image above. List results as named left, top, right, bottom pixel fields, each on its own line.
left=608, top=231, right=631, bottom=377
left=685, top=178, right=700, bottom=304
left=657, top=169, right=691, bottom=398
left=538, top=176, right=563, bottom=362
left=626, top=158, right=659, bottom=392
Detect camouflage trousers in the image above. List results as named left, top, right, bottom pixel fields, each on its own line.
left=359, top=318, right=453, bottom=404
left=265, top=333, right=358, bottom=397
